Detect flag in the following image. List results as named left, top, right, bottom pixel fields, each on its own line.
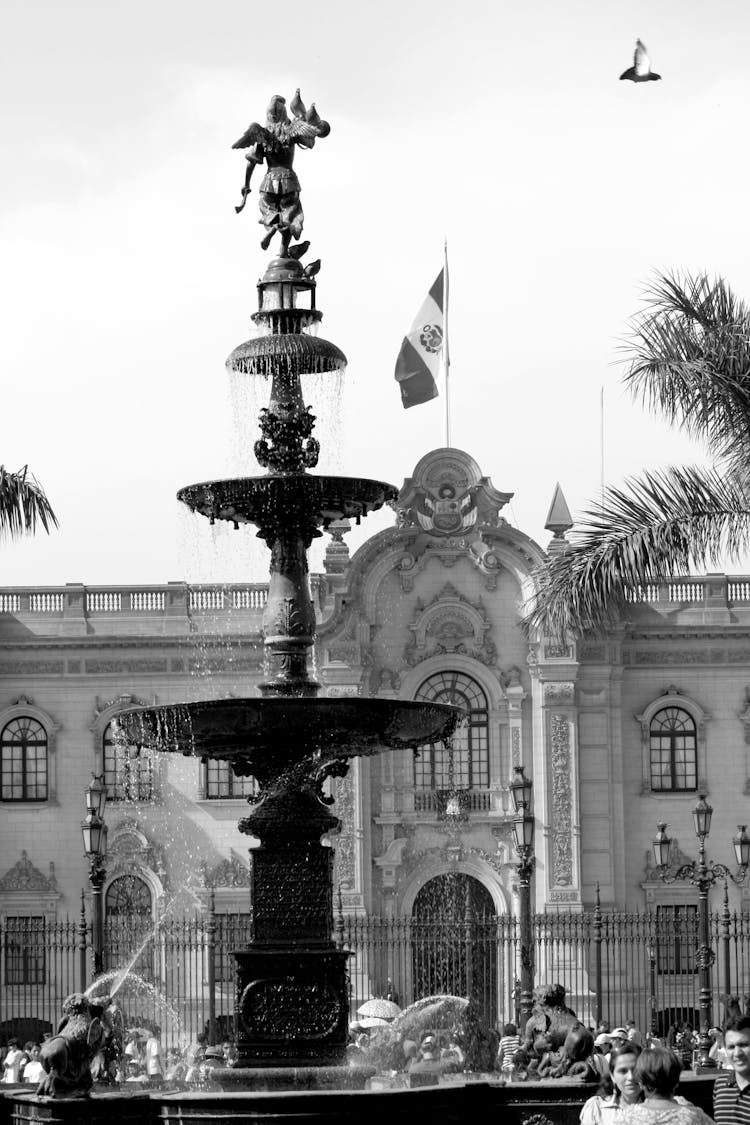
left=394, top=270, right=444, bottom=408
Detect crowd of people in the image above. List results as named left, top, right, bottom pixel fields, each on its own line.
left=1, top=1040, right=45, bottom=1085
left=576, top=1014, right=750, bottom=1125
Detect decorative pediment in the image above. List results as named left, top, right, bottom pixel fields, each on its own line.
left=404, top=583, right=496, bottom=668
left=108, top=818, right=167, bottom=883
left=643, top=838, right=695, bottom=882
left=200, top=852, right=251, bottom=889
left=0, top=851, right=58, bottom=894
left=91, top=694, right=150, bottom=730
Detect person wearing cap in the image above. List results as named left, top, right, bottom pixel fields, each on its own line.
left=611, top=1029, right=629, bottom=1049
left=592, top=1034, right=613, bottom=1078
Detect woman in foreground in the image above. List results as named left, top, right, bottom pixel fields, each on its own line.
left=620, top=1047, right=714, bottom=1125
left=580, top=1042, right=643, bottom=1125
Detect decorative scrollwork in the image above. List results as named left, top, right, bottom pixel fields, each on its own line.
left=254, top=403, right=320, bottom=473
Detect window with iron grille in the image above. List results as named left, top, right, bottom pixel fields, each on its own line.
left=413, top=671, right=489, bottom=791
left=103, top=721, right=154, bottom=802
left=4, top=916, right=46, bottom=984
left=656, top=904, right=698, bottom=974
left=204, top=760, right=258, bottom=799
left=0, top=717, right=48, bottom=801
left=649, top=707, right=697, bottom=792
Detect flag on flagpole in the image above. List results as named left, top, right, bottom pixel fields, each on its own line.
left=394, top=270, right=444, bottom=409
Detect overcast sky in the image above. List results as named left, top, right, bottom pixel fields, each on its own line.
left=2, top=0, right=748, bottom=587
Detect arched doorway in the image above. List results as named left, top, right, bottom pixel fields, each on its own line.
left=411, top=873, right=497, bottom=1027
left=105, top=874, right=154, bottom=978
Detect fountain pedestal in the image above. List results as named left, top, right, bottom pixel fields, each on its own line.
left=234, top=782, right=349, bottom=1066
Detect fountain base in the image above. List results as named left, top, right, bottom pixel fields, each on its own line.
left=234, top=946, right=349, bottom=1066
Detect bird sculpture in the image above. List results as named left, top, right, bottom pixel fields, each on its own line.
left=620, top=39, right=661, bottom=82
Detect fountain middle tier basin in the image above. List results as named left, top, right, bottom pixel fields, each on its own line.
left=115, top=697, right=462, bottom=765
left=178, top=474, right=398, bottom=531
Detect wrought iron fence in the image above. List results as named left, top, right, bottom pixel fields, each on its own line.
left=3, top=903, right=750, bottom=1048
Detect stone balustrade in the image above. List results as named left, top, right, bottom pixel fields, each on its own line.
left=0, top=583, right=270, bottom=638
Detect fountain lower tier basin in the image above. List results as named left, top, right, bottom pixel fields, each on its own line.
left=3, top=1076, right=717, bottom=1125
left=115, top=697, right=462, bottom=763
left=177, top=474, right=397, bottom=532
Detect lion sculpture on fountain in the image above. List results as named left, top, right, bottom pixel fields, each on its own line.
left=524, top=982, right=579, bottom=1044
left=524, top=982, right=595, bottom=1080
left=37, top=992, right=112, bottom=1097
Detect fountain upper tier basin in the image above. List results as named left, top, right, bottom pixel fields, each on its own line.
left=178, top=474, right=397, bottom=532
left=115, top=697, right=463, bottom=767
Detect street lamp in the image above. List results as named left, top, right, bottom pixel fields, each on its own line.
left=82, top=774, right=108, bottom=978
left=652, top=796, right=749, bottom=1069
left=511, top=765, right=535, bottom=1026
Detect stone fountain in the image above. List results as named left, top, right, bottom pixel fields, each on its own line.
left=111, top=90, right=461, bottom=1078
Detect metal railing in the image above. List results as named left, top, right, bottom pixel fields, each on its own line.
left=3, top=901, right=750, bottom=1047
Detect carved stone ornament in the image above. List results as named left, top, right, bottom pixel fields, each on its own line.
left=403, top=583, right=497, bottom=668
left=543, top=682, right=575, bottom=704
left=0, top=851, right=58, bottom=894
left=201, top=852, right=251, bottom=889
left=332, top=770, right=356, bottom=890
left=550, top=714, right=574, bottom=886
left=108, top=819, right=167, bottom=886
left=397, top=448, right=513, bottom=537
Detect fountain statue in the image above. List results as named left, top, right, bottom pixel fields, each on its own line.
left=108, top=91, right=461, bottom=1079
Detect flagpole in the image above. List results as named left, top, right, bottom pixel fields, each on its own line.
left=443, top=239, right=451, bottom=447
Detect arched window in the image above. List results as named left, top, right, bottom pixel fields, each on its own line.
left=0, top=717, right=48, bottom=802
left=413, top=671, right=489, bottom=790
left=103, top=721, right=154, bottom=802
left=105, top=874, right=154, bottom=977
left=650, top=706, right=697, bottom=792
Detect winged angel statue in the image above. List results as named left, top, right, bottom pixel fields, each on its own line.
left=233, top=90, right=330, bottom=257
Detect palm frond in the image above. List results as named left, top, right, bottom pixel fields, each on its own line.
left=0, top=465, right=58, bottom=541
left=522, top=465, right=750, bottom=642
left=622, top=270, right=750, bottom=476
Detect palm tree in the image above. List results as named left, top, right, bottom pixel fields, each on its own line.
left=0, top=464, right=57, bottom=541
left=523, top=270, right=750, bottom=642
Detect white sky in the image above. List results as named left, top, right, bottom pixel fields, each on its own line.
left=2, top=0, right=749, bottom=587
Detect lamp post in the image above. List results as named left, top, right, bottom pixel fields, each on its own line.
left=81, top=774, right=108, bottom=978
left=510, top=764, right=535, bottom=1026
left=652, top=797, right=750, bottom=1069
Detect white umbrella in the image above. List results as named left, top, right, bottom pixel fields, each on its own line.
left=357, top=998, right=402, bottom=1019
left=358, top=1016, right=390, bottom=1028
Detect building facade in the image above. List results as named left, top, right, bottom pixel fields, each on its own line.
left=2, top=446, right=750, bottom=1031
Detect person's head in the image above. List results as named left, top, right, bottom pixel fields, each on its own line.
left=634, top=1046, right=682, bottom=1099
left=29, top=1045, right=41, bottom=1060
left=7, top=1038, right=18, bottom=1049
left=599, top=1043, right=642, bottom=1102
left=626, top=1020, right=635, bottom=1029
left=725, top=1016, right=750, bottom=1080
left=503, top=1022, right=517, bottom=1037
left=597, top=1020, right=610, bottom=1034
left=420, top=1035, right=438, bottom=1059
left=594, top=1033, right=612, bottom=1054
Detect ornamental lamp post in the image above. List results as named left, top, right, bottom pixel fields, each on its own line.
left=82, top=774, right=108, bottom=978
left=511, top=765, right=535, bottom=1026
left=652, top=797, right=749, bottom=1070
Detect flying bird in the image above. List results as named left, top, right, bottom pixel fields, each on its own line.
left=620, top=39, right=661, bottom=82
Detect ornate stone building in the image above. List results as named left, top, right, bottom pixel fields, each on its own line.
left=2, top=445, right=750, bottom=1024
